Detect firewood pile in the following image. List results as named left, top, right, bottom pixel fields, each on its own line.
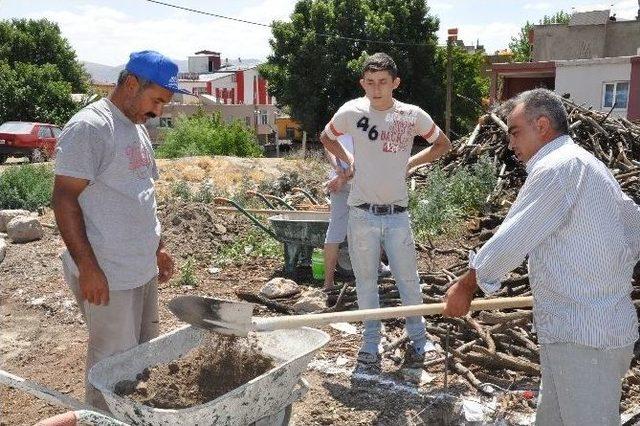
left=417, top=98, right=640, bottom=204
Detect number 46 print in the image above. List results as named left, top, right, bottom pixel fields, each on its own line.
left=357, top=116, right=379, bottom=141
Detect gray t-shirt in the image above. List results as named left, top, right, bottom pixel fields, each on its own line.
left=325, top=97, right=441, bottom=207
left=55, top=98, right=161, bottom=290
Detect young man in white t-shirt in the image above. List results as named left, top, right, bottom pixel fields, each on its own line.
left=320, top=52, right=452, bottom=368
left=323, top=134, right=391, bottom=291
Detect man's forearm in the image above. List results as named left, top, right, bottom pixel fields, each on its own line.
left=320, top=131, right=352, bottom=166
left=53, top=192, right=100, bottom=272
left=408, top=133, right=452, bottom=169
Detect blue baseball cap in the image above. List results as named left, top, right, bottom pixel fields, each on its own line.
left=125, top=50, right=192, bottom=95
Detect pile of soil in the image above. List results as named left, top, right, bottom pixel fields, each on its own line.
left=114, top=334, right=275, bottom=409
left=157, top=200, right=251, bottom=262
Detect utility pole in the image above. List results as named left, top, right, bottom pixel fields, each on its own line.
left=446, top=28, right=458, bottom=139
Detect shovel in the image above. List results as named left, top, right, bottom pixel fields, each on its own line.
left=168, top=295, right=533, bottom=337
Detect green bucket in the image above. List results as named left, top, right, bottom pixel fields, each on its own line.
left=311, top=249, right=325, bottom=280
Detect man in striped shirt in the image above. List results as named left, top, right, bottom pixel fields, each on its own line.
left=444, top=88, right=640, bottom=425
left=320, top=53, right=452, bottom=369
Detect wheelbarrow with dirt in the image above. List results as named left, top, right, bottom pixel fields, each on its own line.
left=214, top=197, right=352, bottom=276
left=88, top=325, right=330, bottom=425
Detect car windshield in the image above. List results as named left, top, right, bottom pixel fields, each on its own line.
left=0, top=122, right=34, bottom=134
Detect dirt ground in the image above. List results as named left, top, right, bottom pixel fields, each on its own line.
left=114, top=334, right=274, bottom=409
left=0, top=155, right=637, bottom=425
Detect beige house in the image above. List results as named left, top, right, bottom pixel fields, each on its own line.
left=147, top=99, right=280, bottom=144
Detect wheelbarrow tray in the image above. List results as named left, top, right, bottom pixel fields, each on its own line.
left=89, top=325, right=329, bottom=425
left=268, top=212, right=330, bottom=248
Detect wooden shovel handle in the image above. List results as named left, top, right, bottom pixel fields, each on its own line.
left=252, top=296, right=533, bottom=332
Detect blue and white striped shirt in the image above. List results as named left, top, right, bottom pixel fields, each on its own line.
left=471, top=135, right=640, bottom=349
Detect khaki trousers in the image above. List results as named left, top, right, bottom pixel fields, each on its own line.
left=63, top=262, right=159, bottom=411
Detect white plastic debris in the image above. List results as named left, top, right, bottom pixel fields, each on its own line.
left=335, top=356, right=350, bottom=367
left=461, top=397, right=497, bottom=422
left=29, top=297, right=46, bottom=306
left=401, top=368, right=436, bottom=385
left=329, top=322, right=358, bottom=335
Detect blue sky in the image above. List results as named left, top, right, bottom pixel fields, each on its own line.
left=0, top=0, right=637, bottom=65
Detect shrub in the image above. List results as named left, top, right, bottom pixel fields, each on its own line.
left=216, top=228, right=281, bottom=266
left=177, top=257, right=198, bottom=287
left=0, top=164, right=54, bottom=210
left=156, top=110, right=263, bottom=159
left=409, top=158, right=496, bottom=240
left=170, top=180, right=192, bottom=201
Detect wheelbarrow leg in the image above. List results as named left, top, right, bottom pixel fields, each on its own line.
left=298, top=246, right=313, bottom=267
left=283, top=243, right=299, bottom=275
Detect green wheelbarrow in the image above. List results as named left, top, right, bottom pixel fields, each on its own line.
left=214, top=197, right=352, bottom=276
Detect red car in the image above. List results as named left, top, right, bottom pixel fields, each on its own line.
left=0, top=121, right=62, bottom=164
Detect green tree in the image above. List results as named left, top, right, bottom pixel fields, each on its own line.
left=509, top=11, right=570, bottom=62
left=0, top=19, right=88, bottom=125
left=0, top=61, right=78, bottom=126
left=156, top=110, right=263, bottom=159
left=260, top=0, right=441, bottom=136
left=0, top=19, right=88, bottom=92
left=434, top=46, right=489, bottom=136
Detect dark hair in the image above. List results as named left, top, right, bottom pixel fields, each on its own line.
left=362, top=52, right=398, bottom=79
left=501, top=88, right=569, bottom=135
left=117, top=69, right=153, bottom=89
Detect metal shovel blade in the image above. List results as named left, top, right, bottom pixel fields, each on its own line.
left=168, top=296, right=255, bottom=336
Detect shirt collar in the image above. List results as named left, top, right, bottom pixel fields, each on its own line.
left=526, top=134, right=573, bottom=173
left=105, top=97, right=135, bottom=126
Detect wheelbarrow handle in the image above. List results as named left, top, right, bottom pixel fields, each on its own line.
left=0, top=368, right=125, bottom=424
left=291, top=187, right=320, bottom=205
left=261, top=194, right=296, bottom=211
left=214, top=197, right=278, bottom=240
left=245, top=190, right=276, bottom=210
left=0, top=368, right=89, bottom=411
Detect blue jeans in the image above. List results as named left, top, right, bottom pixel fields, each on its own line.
left=347, top=207, right=429, bottom=355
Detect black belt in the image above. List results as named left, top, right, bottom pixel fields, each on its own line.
left=356, top=203, right=407, bottom=215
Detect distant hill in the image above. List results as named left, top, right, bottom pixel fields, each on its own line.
left=81, top=62, right=122, bottom=84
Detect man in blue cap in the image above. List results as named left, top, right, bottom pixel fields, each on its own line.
left=53, top=51, right=191, bottom=410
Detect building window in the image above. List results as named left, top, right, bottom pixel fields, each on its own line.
left=603, top=81, right=629, bottom=109
left=260, top=110, right=268, bottom=125
left=159, top=117, right=173, bottom=128
left=192, top=86, right=208, bottom=95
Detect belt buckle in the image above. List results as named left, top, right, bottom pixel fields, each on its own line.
left=372, top=204, right=390, bottom=215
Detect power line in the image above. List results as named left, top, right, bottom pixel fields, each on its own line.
left=142, top=0, right=431, bottom=47
left=144, top=0, right=271, bottom=27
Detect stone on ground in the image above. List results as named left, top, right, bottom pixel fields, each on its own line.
left=0, top=209, right=31, bottom=232
left=7, top=216, right=44, bottom=243
left=260, top=277, right=301, bottom=299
